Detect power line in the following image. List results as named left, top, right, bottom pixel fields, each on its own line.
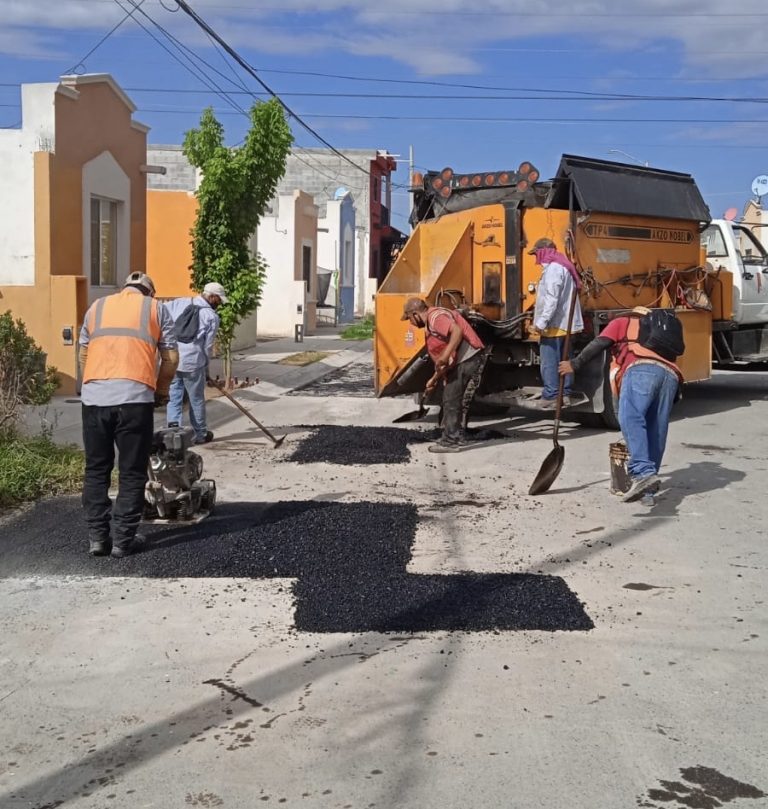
left=0, top=0, right=151, bottom=129
left=114, top=0, right=249, bottom=117
left=65, top=0, right=147, bottom=74
left=5, top=81, right=768, bottom=105
left=125, top=107, right=768, bottom=124
left=70, top=87, right=768, bottom=105
left=221, top=65, right=768, bottom=95
left=170, top=0, right=377, bottom=181
left=114, top=1, right=391, bottom=194
left=120, top=0, right=394, bottom=189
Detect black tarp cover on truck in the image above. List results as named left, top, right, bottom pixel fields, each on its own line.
left=548, top=154, right=712, bottom=223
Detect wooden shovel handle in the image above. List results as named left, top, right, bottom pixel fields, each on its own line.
left=553, top=286, right=580, bottom=442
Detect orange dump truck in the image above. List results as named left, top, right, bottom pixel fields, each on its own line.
left=375, top=154, right=766, bottom=427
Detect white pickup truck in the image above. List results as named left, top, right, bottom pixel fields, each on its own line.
left=701, top=218, right=768, bottom=364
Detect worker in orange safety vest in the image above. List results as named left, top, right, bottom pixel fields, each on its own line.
left=78, top=272, right=178, bottom=557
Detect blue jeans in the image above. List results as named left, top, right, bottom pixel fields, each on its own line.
left=618, top=363, right=679, bottom=479
left=539, top=335, right=573, bottom=399
left=167, top=367, right=208, bottom=441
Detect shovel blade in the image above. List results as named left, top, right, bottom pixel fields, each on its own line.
left=273, top=435, right=287, bottom=448
left=528, top=446, right=565, bottom=495
left=392, top=407, right=430, bottom=423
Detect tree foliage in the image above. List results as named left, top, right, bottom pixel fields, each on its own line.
left=183, top=99, right=293, bottom=375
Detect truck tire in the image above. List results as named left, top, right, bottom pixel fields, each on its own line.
left=602, top=384, right=620, bottom=430
left=574, top=356, right=620, bottom=430
left=600, top=355, right=620, bottom=429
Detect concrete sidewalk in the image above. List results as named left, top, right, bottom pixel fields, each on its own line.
left=209, top=327, right=371, bottom=396
left=19, top=327, right=372, bottom=447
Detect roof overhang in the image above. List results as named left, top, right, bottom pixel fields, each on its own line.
left=59, top=73, right=137, bottom=113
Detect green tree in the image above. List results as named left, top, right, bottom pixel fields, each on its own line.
left=183, top=99, right=293, bottom=381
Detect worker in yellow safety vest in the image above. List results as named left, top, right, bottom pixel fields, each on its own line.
left=78, top=272, right=178, bottom=558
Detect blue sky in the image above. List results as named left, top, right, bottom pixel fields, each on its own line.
left=1, top=0, right=767, bottom=231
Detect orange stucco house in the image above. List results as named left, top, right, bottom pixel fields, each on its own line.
left=0, top=74, right=153, bottom=394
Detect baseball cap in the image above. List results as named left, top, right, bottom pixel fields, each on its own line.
left=526, top=237, right=556, bottom=255
left=124, top=271, right=156, bottom=296
left=203, top=282, right=229, bottom=304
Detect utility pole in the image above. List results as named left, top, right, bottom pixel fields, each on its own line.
left=409, top=144, right=414, bottom=234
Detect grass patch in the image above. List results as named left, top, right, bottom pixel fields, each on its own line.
left=278, top=351, right=331, bottom=366
left=340, top=316, right=374, bottom=340
left=0, top=431, right=84, bottom=510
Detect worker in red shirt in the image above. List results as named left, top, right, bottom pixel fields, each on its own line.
left=401, top=297, right=487, bottom=453
left=559, top=306, right=683, bottom=502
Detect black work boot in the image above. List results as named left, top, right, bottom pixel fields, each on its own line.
left=111, top=534, right=146, bottom=558
left=89, top=537, right=112, bottom=557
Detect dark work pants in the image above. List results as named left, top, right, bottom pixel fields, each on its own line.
left=82, top=403, right=154, bottom=547
left=440, top=350, right=489, bottom=444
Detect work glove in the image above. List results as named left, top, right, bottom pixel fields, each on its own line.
left=154, top=391, right=169, bottom=409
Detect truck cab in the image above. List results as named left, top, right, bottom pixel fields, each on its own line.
left=702, top=219, right=768, bottom=326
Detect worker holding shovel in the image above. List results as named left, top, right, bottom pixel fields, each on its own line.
left=401, top=297, right=487, bottom=453
left=558, top=306, right=684, bottom=502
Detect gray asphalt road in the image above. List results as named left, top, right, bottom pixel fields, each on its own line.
left=1, top=369, right=766, bottom=809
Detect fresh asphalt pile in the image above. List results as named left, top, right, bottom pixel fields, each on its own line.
left=0, top=497, right=593, bottom=633
left=288, top=361, right=375, bottom=398
left=287, top=425, right=441, bottom=465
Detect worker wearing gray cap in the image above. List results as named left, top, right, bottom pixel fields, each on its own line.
left=164, top=282, right=228, bottom=445
left=78, top=271, right=178, bottom=557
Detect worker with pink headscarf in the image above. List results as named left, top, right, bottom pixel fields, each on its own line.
left=528, top=237, right=586, bottom=408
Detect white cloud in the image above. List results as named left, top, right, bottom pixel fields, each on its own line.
left=1, top=0, right=768, bottom=78
left=670, top=122, right=768, bottom=146
left=0, top=28, right=64, bottom=60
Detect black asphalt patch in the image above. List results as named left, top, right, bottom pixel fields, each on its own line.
left=0, top=498, right=593, bottom=634
left=288, top=362, right=375, bottom=398
left=287, top=425, right=440, bottom=465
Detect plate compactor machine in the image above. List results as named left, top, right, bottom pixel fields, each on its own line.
left=143, top=426, right=216, bottom=523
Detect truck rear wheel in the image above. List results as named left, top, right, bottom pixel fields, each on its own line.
left=600, top=355, right=620, bottom=429
left=574, top=356, right=619, bottom=430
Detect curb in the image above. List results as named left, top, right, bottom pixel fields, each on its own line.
left=281, top=349, right=371, bottom=395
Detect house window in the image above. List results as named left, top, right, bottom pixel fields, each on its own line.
left=302, top=245, right=312, bottom=293
left=90, top=198, right=118, bottom=286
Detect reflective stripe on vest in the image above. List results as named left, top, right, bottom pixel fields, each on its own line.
left=83, top=290, right=161, bottom=388
left=425, top=307, right=484, bottom=363
left=90, top=293, right=157, bottom=345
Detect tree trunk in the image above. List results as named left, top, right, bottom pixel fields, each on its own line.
left=223, top=340, right=233, bottom=388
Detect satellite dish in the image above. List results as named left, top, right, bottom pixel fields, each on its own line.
left=751, top=175, right=768, bottom=197
left=724, top=207, right=738, bottom=221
